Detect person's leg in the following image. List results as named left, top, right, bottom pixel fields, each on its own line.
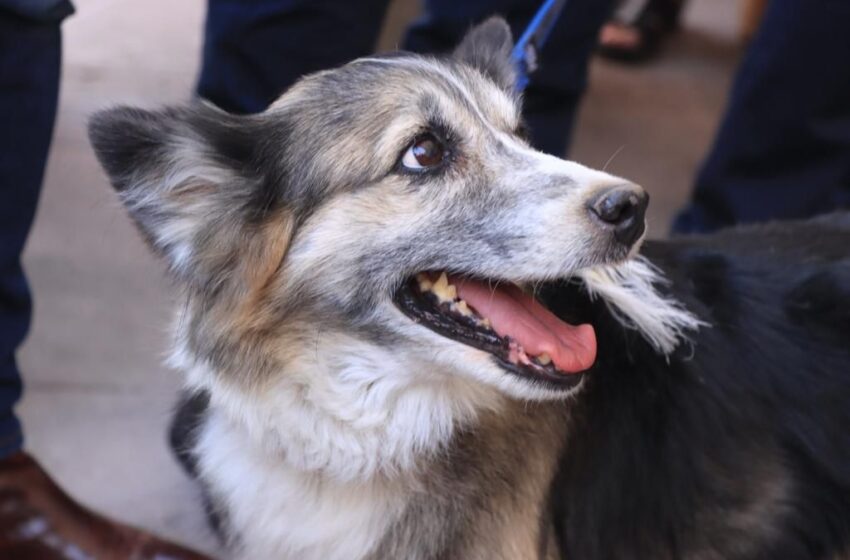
left=0, top=8, right=215, bottom=559
left=673, top=0, right=850, bottom=234
left=198, top=0, right=392, bottom=114
left=403, top=0, right=618, bottom=156
left=0, top=9, right=63, bottom=459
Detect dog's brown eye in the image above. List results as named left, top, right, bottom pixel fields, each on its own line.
left=402, top=134, right=445, bottom=170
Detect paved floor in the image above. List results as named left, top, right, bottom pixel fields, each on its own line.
left=17, top=0, right=741, bottom=555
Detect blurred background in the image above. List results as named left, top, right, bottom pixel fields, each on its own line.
left=18, top=0, right=746, bottom=554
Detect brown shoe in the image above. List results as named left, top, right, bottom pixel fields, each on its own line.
left=0, top=451, right=212, bottom=559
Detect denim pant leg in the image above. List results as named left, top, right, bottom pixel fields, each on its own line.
left=673, top=0, right=850, bottom=234
left=404, top=0, right=617, bottom=156
left=198, top=0, right=392, bottom=114
left=0, top=10, right=63, bottom=458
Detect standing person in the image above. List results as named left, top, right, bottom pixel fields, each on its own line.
left=673, top=0, right=850, bottom=233
left=0, top=2, right=212, bottom=557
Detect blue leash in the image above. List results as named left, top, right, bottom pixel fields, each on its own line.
left=511, top=0, right=569, bottom=91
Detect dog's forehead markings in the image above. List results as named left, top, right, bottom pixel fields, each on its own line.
left=355, top=56, right=516, bottom=136
left=353, top=55, right=573, bottom=182
left=353, top=56, right=599, bottom=190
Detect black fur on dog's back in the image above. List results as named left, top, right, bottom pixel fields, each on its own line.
left=545, top=214, right=850, bottom=559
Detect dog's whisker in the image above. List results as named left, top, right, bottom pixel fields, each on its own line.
left=602, top=144, right=626, bottom=172
left=487, top=278, right=504, bottom=307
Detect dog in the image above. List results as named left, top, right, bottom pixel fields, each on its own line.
left=89, top=17, right=850, bottom=560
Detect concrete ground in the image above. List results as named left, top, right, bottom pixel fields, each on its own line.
left=17, top=0, right=741, bottom=555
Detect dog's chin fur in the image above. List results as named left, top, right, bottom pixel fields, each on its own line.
left=578, top=255, right=708, bottom=355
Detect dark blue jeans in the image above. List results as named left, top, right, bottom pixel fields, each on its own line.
left=0, top=8, right=65, bottom=458
left=197, top=0, right=617, bottom=156
left=673, top=0, right=850, bottom=233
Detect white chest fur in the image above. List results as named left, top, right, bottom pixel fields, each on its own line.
left=196, top=410, right=407, bottom=560
left=176, top=330, right=504, bottom=559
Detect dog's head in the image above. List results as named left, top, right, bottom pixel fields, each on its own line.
left=90, top=18, right=648, bottom=408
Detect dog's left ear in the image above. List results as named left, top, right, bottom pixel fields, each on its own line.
left=88, top=103, right=294, bottom=297
left=453, top=16, right=517, bottom=92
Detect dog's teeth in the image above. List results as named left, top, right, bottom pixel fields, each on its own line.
left=480, top=318, right=491, bottom=329
left=455, top=300, right=471, bottom=316
left=417, top=273, right=433, bottom=293
left=536, top=353, right=552, bottom=366
left=445, top=284, right=457, bottom=300
left=432, top=272, right=457, bottom=303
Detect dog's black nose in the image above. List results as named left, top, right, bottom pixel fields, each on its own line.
left=587, top=185, right=649, bottom=246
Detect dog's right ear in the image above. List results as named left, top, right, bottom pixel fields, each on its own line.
left=88, top=104, right=293, bottom=293
left=453, top=16, right=517, bottom=92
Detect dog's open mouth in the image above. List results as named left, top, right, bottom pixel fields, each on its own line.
left=393, top=272, right=596, bottom=387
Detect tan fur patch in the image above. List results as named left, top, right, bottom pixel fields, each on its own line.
left=231, top=212, right=295, bottom=333
left=182, top=209, right=297, bottom=388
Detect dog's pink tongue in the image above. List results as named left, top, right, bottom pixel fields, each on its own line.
left=453, top=277, right=596, bottom=374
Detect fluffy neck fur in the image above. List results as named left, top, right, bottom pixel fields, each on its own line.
left=173, top=331, right=504, bottom=482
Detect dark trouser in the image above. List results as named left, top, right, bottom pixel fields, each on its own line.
left=673, top=0, right=850, bottom=233
left=197, top=0, right=617, bottom=156
left=0, top=9, right=64, bottom=458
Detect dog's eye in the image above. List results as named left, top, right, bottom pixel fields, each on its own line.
left=402, top=133, right=445, bottom=170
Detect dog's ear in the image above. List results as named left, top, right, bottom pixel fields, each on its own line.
left=453, top=16, right=516, bottom=92
left=88, top=104, right=294, bottom=294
